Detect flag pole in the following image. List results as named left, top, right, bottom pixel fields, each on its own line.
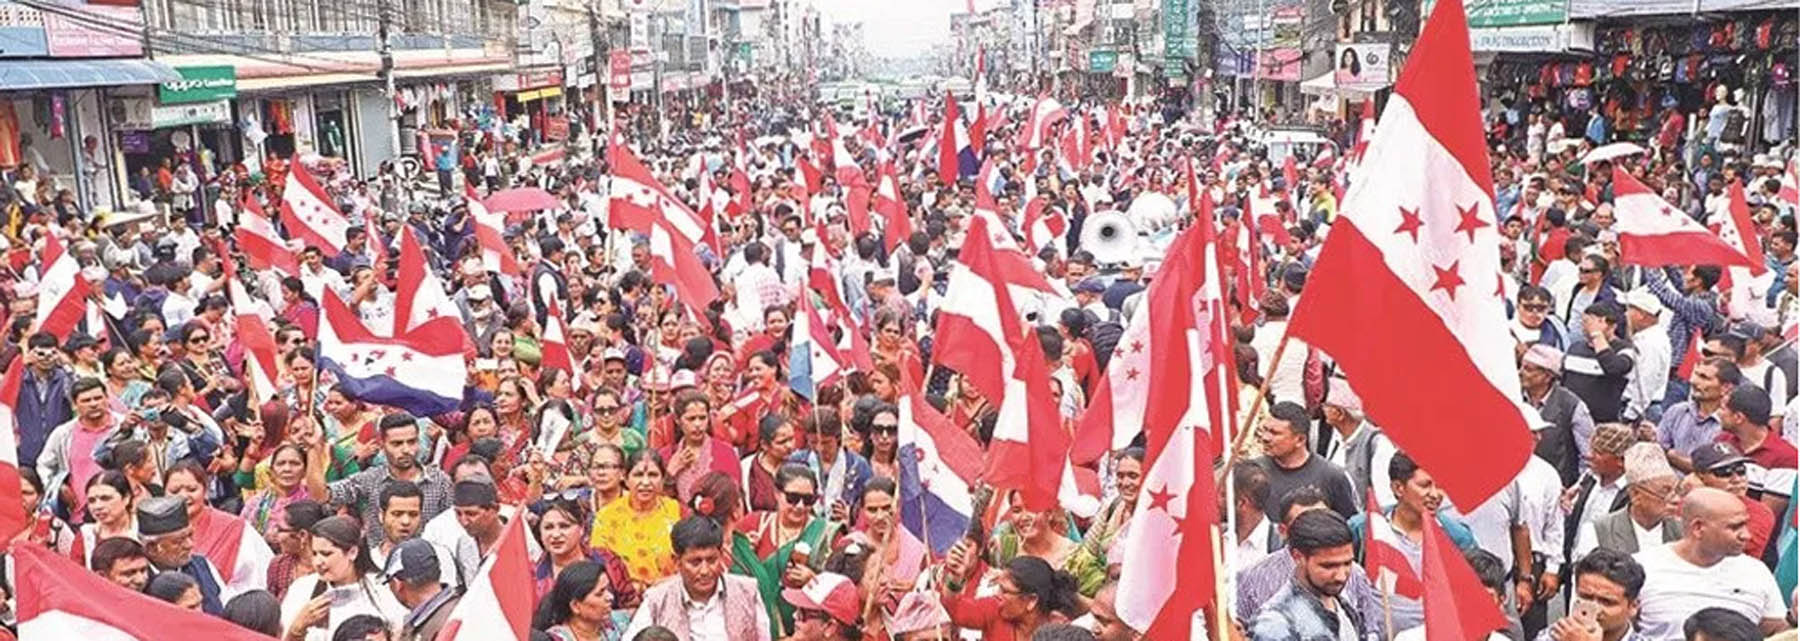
left=1212, top=523, right=1230, bottom=641
left=1381, top=582, right=1396, bottom=641
left=1223, top=328, right=1293, bottom=470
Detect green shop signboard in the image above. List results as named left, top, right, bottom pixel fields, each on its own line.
left=160, top=66, right=237, bottom=105
left=1424, top=0, right=1565, bottom=28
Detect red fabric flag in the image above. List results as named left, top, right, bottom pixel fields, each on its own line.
left=1422, top=510, right=1509, bottom=641
left=32, top=233, right=91, bottom=341
left=1285, top=0, right=1534, bottom=509
left=1611, top=166, right=1752, bottom=268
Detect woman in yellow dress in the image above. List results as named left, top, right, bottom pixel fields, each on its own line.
left=589, top=448, right=683, bottom=592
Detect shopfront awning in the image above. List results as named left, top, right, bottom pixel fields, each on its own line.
left=1299, top=71, right=1385, bottom=99
left=0, top=59, right=179, bottom=92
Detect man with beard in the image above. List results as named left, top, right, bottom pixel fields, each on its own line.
left=307, top=412, right=453, bottom=545
left=1247, top=509, right=1363, bottom=641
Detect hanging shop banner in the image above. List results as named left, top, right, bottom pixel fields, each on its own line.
left=1162, top=0, right=1192, bottom=61
left=609, top=51, right=632, bottom=90
left=1332, top=43, right=1390, bottom=91
left=159, top=66, right=237, bottom=104
left=43, top=1, right=142, bottom=57
left=1089, top=50, right=1117, bottom=74
left=111, top=97, right=232, bottom=130
left=1424, top=0, right=1564, bottom=28
left=1255, top=48, right=1304, bottom=82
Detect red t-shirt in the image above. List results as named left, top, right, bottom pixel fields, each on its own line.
left=1716, top=431, right=1798, bottom=496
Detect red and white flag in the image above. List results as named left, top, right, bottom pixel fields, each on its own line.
left=1780, top=159, right=1799, bottom=210
left=1363, top=492, right=1423, bottom=599
left=1022, top=197, right=1067, bottom=255
left=235, top=194, right=298, bottom=276
left=225, top=267, right=281, bottom=402
left=1018, top=96, right=1068, bottom=149
left=33, top=233, right=90, bottom=341
left=1611, top=166, right=1751, bottom=268
left=392, top=226, right=467, bottom=338
left=433, top=504, right=533, bottom=641
left=609, top=145, right=720, bottom=314
left=694, top=168, right=726, bottom=257
left=278, top=162, right=351, bottom=256
left=950, top=215, right=1069, bottom=513
left=467, top=183, right=523, bottom=276
left=541, top=297, right=574, bottom=374
left=1717, top=179, right=1772, bottom=319
left=1285, top=0, right=1535, bottom=509
left=874, top=161, right=913, bottom=251
left=1115, top=206, right=1229, bottom=639
left=0, top=357, right=27, bottom=543
left=15, top=544, right=276, bottom=641
left=1675, top=330, right=1705, bottom=381
left=363, top=215, right=387, bottom=283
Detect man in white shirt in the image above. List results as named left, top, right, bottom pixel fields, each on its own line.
left=1631, top=488, right=1789, bottom=641
left=730, top=241, right=789, bottom=313
left=1230, top=461, right=1277, bottom=569
left=298, top=246, right=348, bottom=302
left=1623, top=290, right=1672, bottom=423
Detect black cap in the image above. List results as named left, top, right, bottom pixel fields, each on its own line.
left=382, top=538, right=442, bottom=583
left=1690, top=442, right=1752, bottom=472
left=138, top=495, right=190, bottom=536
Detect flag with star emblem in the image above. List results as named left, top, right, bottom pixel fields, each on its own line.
left=874, top=160, right=912, bottom=252
left=32, top=232, right=91, bottom=341
left=786, top=298, right=846, bottom=402
left=1113, top=174, right=1230, bottom=640
left=317, top=290, right=465, bottom=417
left=1717, top=179, right=1772, bottom=320
left=1286, top=0, right=1534, bottom=510
left=1610, top=166, right=1753, bottom=268
left=278, top=162, right=351, bottom=256
left=392, top=226, right=466, bottom=339
left=235, top=193, right=298, bottom=276
left=467, top=183, right=523, bottom=276
left=608, top=144, right=720, bottom=314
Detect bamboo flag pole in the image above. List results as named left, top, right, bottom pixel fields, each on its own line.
left=1222, top=328, right=1294, bottom=471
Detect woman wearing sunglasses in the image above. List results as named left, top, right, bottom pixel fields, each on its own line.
left=731, top=464, right=839, bottom=639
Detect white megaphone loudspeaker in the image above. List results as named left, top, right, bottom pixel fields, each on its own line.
left=1080, top=210, right=1137, bottom=266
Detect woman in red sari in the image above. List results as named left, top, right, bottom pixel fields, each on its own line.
left=660, top=389, right=742, bottom=503
left=164, top=462, right=273, bottom=595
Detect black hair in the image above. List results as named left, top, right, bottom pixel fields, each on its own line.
left=71, top=376, right=107, bottom=402
left=379, top=479, right=425, bottom=511
left=379, top=412, right=420, bottom=437
left=90, top=536, right=147, bottom=574
left=27, top=331, right=57, bottom=350
left=1035, top=326, right=1064, bottom=362
left=1711, top=334, right=1748, bottom=360
left=332, top=615, right=391, bottom=641
left=146, top=571, right=199, bottom=604
left=774, top=463, right=818, bottom=493
left=1682, top=608, right=1761, bottom=641
left=221, top=590, right=284, bottom=636
left=311, top=515, right=379, bottom=576
left=531, top=560, right=608, bottom=630
left=862, top=476, right=899, bottom=503
left=1726, top=384, right=1772, bottom=428
left=1276, top=486, right=1331, bottom=524
left=283, top=500, right=328, bottom=532
left=758, top=414, right=791, bottom=445
left=623, top=448, right=667, bottom=478
left=1115, top=446, right=1146, bottom=465
left=1701, top=357, right=1742, bottom=385
left=1266, top=401, right=1310, bottom=441
left=670, top=515, right=725, bottom=555
left=1389, top=451, right=1423, bottom=485
left=1232, top=461, right=1271, bottom=511
left=1463, top=548, right=1507, bottom=595
left=1573, top=548, right=1646, bottom=600
left=1031, top=624, right=1098, bottom=641
left=1005, top=556, right=1081, bottom=617
left=632, top=627, right=681, bottom=641
left=1285, top=509, right=1354, bottom=553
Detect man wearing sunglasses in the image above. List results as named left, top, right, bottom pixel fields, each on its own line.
left=1689, top=443, right=1774, bottom=559
left=1713, top=385, right=1796, bottom=526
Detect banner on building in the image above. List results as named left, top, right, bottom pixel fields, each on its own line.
left=1089, top=50, right=1117, bottom=74
left=1424, top=0, right=1564, bottom=28
left=160, top=66, right=237, bottom=105
left=1332, top=43, right=1390, bottom=90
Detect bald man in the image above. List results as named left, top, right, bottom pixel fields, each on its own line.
left=1630, top=488, right=1790, bottom=641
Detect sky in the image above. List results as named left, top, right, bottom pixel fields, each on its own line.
left=817, top=0, right=968, bottom=57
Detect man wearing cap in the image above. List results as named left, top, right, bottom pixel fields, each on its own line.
left=1521, top=344, right=1597, bottom=485
left=1101, top=261, right=1145, bottom=312
left=1073, top=278, right=1113, bottom=322
left=1688, top=442, right=1775, bottom=558
left=138, top=495, right=231, bottom=614
left=1561, top=423, right=1636, bottom=598
left=460, top=284, right=505, bottom=342
left=1715, top=384, right=1797, bottom=521
left=888, top=590, right=955, bottom=641
left=1572, top=443, right=1684, bottom=560
left=1623, top=290, right=1672, bottom=424
left=384, top=538, right=460, bottom=641
left=782, top=572, right=861, bottom=641
left=1320, top=377, right=1396, bottom=510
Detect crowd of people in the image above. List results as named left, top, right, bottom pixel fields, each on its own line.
left=0, top=63, right=1795, bottom=641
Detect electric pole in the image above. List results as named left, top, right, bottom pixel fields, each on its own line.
left=378, top=0, right=400, bottom=173
left=590, top=3, right=606, bottom=138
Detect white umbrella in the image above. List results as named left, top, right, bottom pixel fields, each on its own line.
left=1581, top=141, right=1646, bottom=165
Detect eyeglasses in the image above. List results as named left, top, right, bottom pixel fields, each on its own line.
left=1706, top=463, right=1748, bottom=478
left=594, top=405, right=624, bottom=413
left=871, top=423, right=899, bottom=435
left=783, top=491, right=818, bottom=506
left=1520, top=303, right=1550, bottom=313
left=1578, top=268, right=1600, bottom=274
left=1701, top=349, right=1731, bottom=359
left=188, top=335, right=210, bottom=344
left=795, top=609, right=832, bottom=622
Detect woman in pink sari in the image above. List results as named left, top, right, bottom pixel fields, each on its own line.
left=164, top=462, right=274, bottom=595
left=833, top=477, right=927, bottom=640
left=660, top=389, right=742, bottom=503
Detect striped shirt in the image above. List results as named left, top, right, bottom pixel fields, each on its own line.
left=1656, top=401, right=1722, bottom=461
